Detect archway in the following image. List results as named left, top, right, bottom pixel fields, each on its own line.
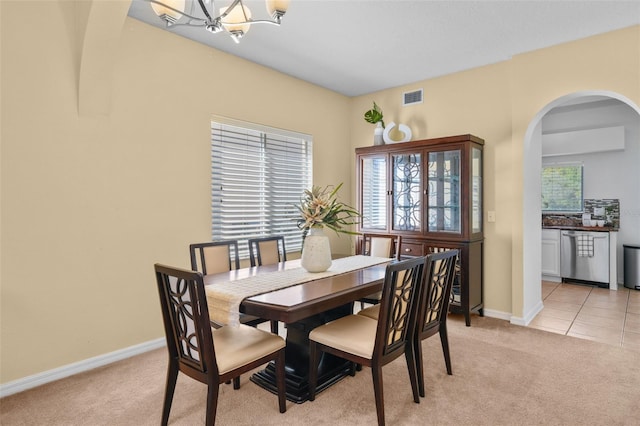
left=518, top=91, right=640, bottom=325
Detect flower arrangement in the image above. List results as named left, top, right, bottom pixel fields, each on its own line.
left=295, top=183, right=361, bottom=238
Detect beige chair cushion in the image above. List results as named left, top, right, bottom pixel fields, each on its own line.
left=202, top=245, right=232, bottom=274
left=309, top=315, right=378, bottom=359
left=212, top=324, right=285, bottom=375
left=258, top=240, right=280, bottom=265
left=370, top=237, right=393, bottom=258
left=357, top=304, right=380, bottom=320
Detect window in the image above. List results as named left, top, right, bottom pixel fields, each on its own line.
left=211, top=119, right=312, bottom=258
left=361, top=156, right=387, bottom=230
left=541, top=164, right=583, bottom=212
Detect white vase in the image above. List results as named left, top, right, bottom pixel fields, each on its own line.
left=373, top=122, right=384, bottom=145
left=301, top=227, right=332, bottom=272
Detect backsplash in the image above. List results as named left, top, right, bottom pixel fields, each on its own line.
left=542, top=199, right=620, bottom=229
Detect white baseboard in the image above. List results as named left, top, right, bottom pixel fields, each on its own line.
left=510, top=300, right=544, bottom=326
left=0, top=338, right=166, bottom=398
left=482, top=308, right=512, bottom=322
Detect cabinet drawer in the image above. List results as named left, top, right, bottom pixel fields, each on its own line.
left=400, top=242, right=425, bottom=257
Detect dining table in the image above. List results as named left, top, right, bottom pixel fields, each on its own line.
left=203, top=255, right=390, bottom=403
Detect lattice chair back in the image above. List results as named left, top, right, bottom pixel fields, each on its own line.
left=418, top=250, right=458, bottom=333
left=155, top=264, right=219, bottom=380
left=374, top=256, right=425, bottom=359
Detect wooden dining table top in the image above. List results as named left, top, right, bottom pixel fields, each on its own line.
left=202, top=258, right=388, bottom=324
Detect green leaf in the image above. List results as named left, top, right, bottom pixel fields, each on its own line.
left=364, top=101, right=384, bottom=125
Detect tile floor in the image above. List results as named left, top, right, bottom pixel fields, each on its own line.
left=528, top=281, right=640, bottom=352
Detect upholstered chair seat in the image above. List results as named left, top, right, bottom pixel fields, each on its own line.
left=213, top=325, right=285, bottom=374
left=357, top=303, right=380, bottom=320
left=309, top=315, right=377, bottom=359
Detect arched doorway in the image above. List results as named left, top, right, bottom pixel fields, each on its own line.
left=519, top=91, right=640, bottom=325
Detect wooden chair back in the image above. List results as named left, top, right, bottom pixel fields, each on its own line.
left=248, top=236, right=287, bottom=266
left=374, top=256, right=425, bottom=361
left=361, top=233, right=401, bottom=260
left=417, top=250, right=458, bottom=336
left=189, top=240, right=240, bottom=275
left=155, top=264, right=219, bottom=383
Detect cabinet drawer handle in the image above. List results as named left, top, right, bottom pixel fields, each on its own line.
left=404, top=248, right=412, bottom=253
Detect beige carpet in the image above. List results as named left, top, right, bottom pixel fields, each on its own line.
left=1, top=316, right=638, bottom=425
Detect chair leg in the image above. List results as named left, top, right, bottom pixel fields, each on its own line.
left=270, top=320, right=279, bottom=334
left=404, top=345, right=420, bottom=403
left=439, top=324, right=452, bottom=375
left=371, top=365, right=385, bottom=426
left=204, top=383, right=219, bottom=426
left=276, top=349, right=287, bottom=413
left=308, top=341, right=319, bottom=401
left=233, top=376, right=240, bottom=389
left=161, top=360, right=179, bottom=426
left=415, top=338, right=426, bottom=398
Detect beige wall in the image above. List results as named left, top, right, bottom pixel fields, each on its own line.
left=0, top=1, right=351, bottom=383
left=1, top=0, right=639, bottom=385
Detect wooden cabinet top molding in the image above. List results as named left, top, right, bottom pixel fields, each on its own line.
left=356, top=134, right=484, bottom=154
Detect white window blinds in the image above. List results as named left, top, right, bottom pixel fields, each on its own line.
left=211, top=119, right=312, bottom=258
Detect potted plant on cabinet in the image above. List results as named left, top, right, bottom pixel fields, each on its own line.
left=364, top=102, right=385, bottom=145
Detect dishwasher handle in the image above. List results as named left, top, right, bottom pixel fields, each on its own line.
left=561, top=233, right=608, bottom=239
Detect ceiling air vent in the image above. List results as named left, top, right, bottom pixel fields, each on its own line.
left=403, top=89, right=423, bottom=106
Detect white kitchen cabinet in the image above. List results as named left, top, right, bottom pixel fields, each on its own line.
left=541, top=229, right=561, bottom=280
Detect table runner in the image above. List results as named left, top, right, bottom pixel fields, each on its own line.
left=205, top=255, right=391, bottom=326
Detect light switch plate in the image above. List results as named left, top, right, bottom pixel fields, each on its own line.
left=488, top=211, right=496, bottom=222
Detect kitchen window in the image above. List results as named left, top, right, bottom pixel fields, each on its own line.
left=541, top=163, right=583, bottom=212
left=211, top=118, right=312, bottom=258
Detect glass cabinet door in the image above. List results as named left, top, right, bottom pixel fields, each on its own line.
left=391, top=152, right=421, bottom=232
left=471, top=147, right=482, bottom=234
left=427, top=149, right=461, bottom=233
left=360, top=156, right=388, bottom=230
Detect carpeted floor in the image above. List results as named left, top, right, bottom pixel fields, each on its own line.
left=1, top=315, right=638, bottom=425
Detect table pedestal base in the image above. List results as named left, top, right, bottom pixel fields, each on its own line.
left=250, top=303, right=353, bottom=403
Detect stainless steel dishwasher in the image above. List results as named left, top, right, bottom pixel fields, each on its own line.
left=560, top=230, right=610, bottom=286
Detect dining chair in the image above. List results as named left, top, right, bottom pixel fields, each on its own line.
left=356, top=250, right=458, bottom=398
left=357, top=233, right=402, bottom=309
left=308, top=256, right=426, bottom=426
left=154, top=264, right=287, bottom=426
left=248, top=236, right=287, bottom=267
left=411, top=249, right=458, bottom=398
left=189, top=241, right=279, bottom=340
left=247, top=236, right=285, bottom=335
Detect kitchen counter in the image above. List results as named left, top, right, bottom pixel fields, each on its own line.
left=543, top=225, right=618, bottom=232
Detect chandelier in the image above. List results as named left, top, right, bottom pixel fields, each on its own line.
left=148, top=0, right=290, bottom=43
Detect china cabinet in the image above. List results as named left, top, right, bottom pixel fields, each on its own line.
left=355, top=134, right=484, bottom=325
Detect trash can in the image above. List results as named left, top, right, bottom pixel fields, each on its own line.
left=624, top=244, right=640, bottom=290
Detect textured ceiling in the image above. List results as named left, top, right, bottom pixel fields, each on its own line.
left=128, top=0, right=640, bottom=97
